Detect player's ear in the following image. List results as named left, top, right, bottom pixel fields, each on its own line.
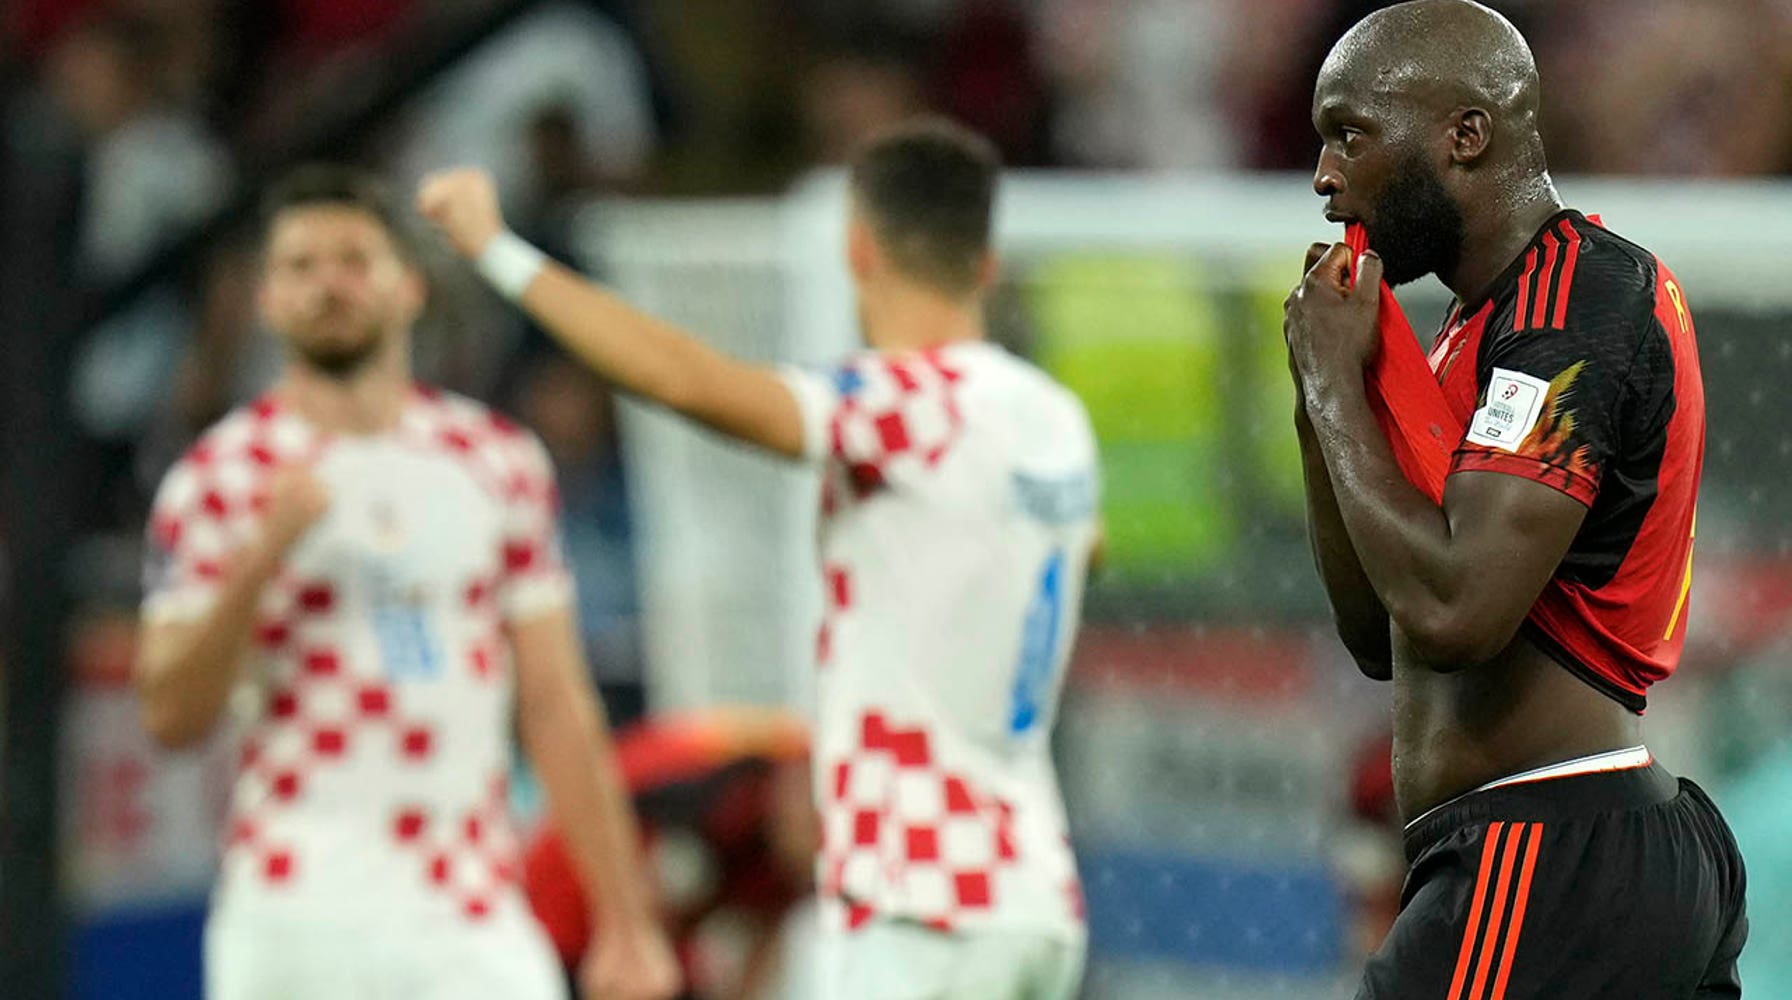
left=254, top=259, right=278, bottom=327
left=847, top=214, right=879, bottom=283
left=1450, top=108, right=1492, bottom=165
left=400, top=260, right=428, bottom=316
left=974, top=249, right=999, bottom=294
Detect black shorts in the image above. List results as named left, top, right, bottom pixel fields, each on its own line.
left=1357, top=761, right=1748, bottom=1000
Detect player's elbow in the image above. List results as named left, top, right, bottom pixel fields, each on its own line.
left=1396, top=602, right=1512, bottom=672
left=1347, top=648, right=1393, bottom=682
left=135, top=661, right=219, bottom=750
left=1334, top=617, right=1392, bottom=681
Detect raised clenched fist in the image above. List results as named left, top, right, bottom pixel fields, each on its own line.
left=416, top=168, right=505, bottom=260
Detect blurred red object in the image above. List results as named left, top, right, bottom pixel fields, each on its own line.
left=524, top=708, right=813, bottom=991
left=5, top=0, right=100, bottom=60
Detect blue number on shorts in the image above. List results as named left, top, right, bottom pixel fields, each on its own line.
left=1009, top=548, right=1066, bottom=736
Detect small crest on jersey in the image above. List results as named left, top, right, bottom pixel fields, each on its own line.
left=1465, top=368, right=1550, bottom=453
left=368, top=499, right=408, bottom=553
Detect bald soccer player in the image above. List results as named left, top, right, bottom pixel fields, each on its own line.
left=1282, top=3, right=1747, bottom=998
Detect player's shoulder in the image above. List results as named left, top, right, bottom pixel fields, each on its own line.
left=411, top=384, right=548, bottom=464
left=1546, top=213, right=1661, bottom=328
left=161, top=396, right=309, bottom=485
left=968, top=343, right=1092, bottom=425
left=148, top=396, right=309, bottom=531
left=953, top=343, right=1098, bottom=461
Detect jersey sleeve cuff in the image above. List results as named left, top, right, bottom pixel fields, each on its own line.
left=1451, top=448, right=1598, bottom=507
left=776, top=365, right=837, bottom=463
left=502, top=572, right=576, bottom=623
left=141, top=587, right=220, bottom=625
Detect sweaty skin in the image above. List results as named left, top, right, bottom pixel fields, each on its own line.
left=1290, top=0, right=1639, bottom=821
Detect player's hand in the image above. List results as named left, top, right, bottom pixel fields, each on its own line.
left=416, top=168, right=505, bottom=259
left=578, top=921, right=682, bottom=1000
left=1284, top=242, right=1382, bottom=389
left=259, top=464, right=330, bottom=556
left=1285, top=242, right=1337, bottom=390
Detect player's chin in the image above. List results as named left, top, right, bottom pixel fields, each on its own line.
left=290, top=325, right=383, bottom=374
left=1378, top=257, right=1429, bottom=287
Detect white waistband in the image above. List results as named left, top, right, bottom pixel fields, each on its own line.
left=1405, top=745, right=1653, bottom=832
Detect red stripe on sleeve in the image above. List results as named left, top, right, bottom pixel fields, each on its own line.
left=1550, top=222, right=1581, bottom=330
left=1513, top=250, right=1538, bottom=331
left=1530, top=233, right=1560, bottom=330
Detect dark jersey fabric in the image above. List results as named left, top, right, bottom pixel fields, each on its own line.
left=1424, top=211, right=1705, bottom=711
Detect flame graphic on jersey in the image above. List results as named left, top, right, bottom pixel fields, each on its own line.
left=1514, top=360, right=1597, bottom=485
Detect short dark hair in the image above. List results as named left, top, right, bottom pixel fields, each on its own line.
left=849, top=118, right=1000, bottom=296
left=260, top=164, right=420, bottom=264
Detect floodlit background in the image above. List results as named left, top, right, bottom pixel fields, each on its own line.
left=3, top=1, right=1791, bottom=998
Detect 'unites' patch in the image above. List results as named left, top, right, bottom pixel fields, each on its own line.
left=1465, top=368, right=1550, bottom=452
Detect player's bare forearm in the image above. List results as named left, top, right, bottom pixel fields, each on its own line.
left=1301, top=374, right=1472, bottom=654
left=511, top=608, right=659, bottom=927
left=417, top=167, right=807, bottom=461
left=519, top=264, right=808, bottom=458
left=1300, top=373, right=1582, bottom=669
left=1296, top=405, right=1392, bottom=679
left=136, top=538, right=285, bottom=747
left=138, top=465, right=327, bottom=747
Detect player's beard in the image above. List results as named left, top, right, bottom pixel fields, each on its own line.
left=290, top=300, right=390, bottom=379
left=1366, top=154, right=1465, bottom=288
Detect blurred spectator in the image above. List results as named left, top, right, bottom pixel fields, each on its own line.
left=799, top=40, right=926, bottom=167
left=1532, top=0, right=1792, bottom=176
left=931, top=1, right=1051, bottom=166
left=1245, top=0, right=1792, bottom=176
left=231, top=0, right=423, bottom=146
left=1037, top=0, right=1254, bottom=169
left=392, top=1, right=658, bottom=210
left=5, top=0, right=105, bottom=62
left=46, top=12, right=229, bottom=280
left=634, top=0, right=809, bottom=192
left=47, top=10, right=231, bottom=528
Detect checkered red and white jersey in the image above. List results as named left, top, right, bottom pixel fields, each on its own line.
left=779, top=341, right=1099, bottom=941
left=142, top=387, right=571, bottom=928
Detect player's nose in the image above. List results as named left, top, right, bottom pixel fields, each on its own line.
left=1314, top=149, right=1345, bottom=199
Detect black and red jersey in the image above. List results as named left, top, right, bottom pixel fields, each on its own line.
left=1426, top=210, right=1705, bottom=711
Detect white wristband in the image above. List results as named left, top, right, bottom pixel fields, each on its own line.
left=476, top=230, right=548, bottom=301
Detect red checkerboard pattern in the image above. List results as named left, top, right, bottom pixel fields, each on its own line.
left=388, top=771, right=522, bottom=921
left=145, top=387, right=567, bottom=625
left=145, top=398, right=322, bottom=611
left=826, top=349, right=966, bottom=499
left=223, top=598, right=450, bottom=891
left=819, top=711, right=1021, bottom=933
left=396, top=389, right=568, bottom=617
left=814, top=563, right=854, bottom=669
left=147, top=387, right=555, bottom=921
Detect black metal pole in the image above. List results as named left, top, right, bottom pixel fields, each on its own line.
left=0, top=88, right=85, bottom=1000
